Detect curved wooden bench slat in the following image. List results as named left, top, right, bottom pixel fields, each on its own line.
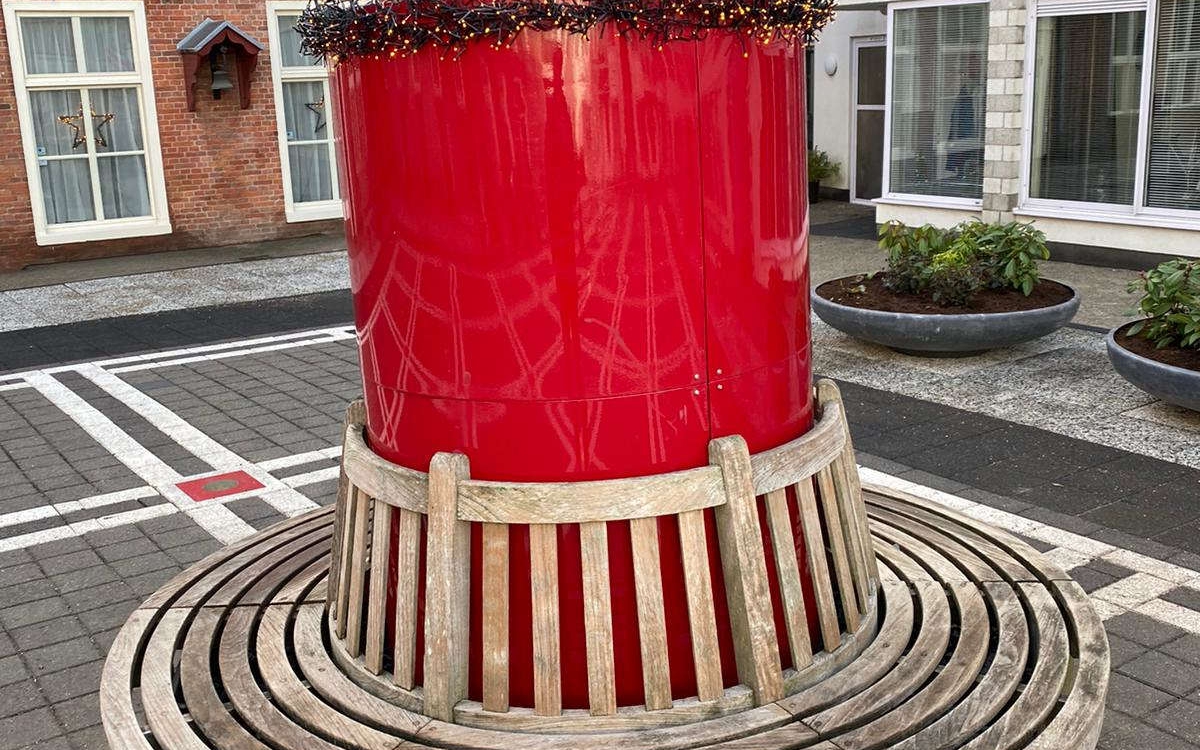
left=749, top=400, right=846, bottom=497
left=458, top=467, right=726, bottom=524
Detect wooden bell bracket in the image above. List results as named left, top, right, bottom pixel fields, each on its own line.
left=177, top=19, right=265, bottom=112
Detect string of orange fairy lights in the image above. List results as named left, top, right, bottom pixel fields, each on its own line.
left=296, top=0, right=837, bottom=61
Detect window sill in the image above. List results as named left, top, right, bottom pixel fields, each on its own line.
left=873, top=194, right=983, bottom=211
left=285, top=201, right=343, bottom=223
left=1014, top=204, right=1200, bottom=233
left=35, top=217, right=172, bottom=247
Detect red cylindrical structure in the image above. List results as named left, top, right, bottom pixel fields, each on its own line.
left=333, top=30, right=812, bottom=709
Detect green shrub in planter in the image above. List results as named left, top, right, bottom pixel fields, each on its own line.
left=876, top=219, right=1051, bottom=307
left=1128, top=259, right=1200, bottom=349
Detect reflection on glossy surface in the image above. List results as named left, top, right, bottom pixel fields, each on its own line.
left=333, top=30, right=811, bottom=709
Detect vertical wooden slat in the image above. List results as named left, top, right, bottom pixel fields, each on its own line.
left=579, top=521, right=617, bottom=716
left=708, top=435, right=784, bottom=705
left=422, top=452, right=471, bottom=722
left=816, top=465, right=860, bottom=633
left=345, top=489, right=372, bottom=655
left=676, top=509, right=723, bottom=702
left=327, top=470, right=350, bottom=613
left=796, top=477, right=841, bottom=651
left=529, top=524, right=562, bottom=716
left=392, top=507, right=422, bottom=689
left=834, top=448, right=872, bottom=614
left=365, top=501, right=393, bottom=673
left=815, top=379, right=879, bottom=585
left=334, top=482, right=360, bottom=638
left=481, top=522, right=510, bottom=712
left=328, top=400, right=366, bottom=608
left=842, top=442, right=880, bottom=582
left=629, top=517, right=672, bottom=711
left=764, top=489, right=814, bottom=670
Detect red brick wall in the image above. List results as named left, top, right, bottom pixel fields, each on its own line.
left=0, top=1, right=342, bottom=272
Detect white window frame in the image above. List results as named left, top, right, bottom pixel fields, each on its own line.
left=266, top=1, right=342, bottom=223
left=850, top=35, right=887, bottom=206
left=880, top=0, right=989, bottom=211
left=3, top=0, right=171, bottom=246
left=1017, top=0, right=1200, bottom=230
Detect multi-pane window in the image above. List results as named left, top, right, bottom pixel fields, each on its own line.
left=887, top=3, right=988, bottom=201
left=268, top=4, right=341, bottom=221
left=1146, top=0, right=1200, bottom=211
left=4, top=4, right=169, bottom=243
left=1029, top=11, right=1146, bottom=205
left=1027, top=0, right=1200, bottom=216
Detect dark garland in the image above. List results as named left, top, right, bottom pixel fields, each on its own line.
left=296, top=1, right=837, bottom=62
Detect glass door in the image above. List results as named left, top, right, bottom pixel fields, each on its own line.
left=852, top=37, right=887, bottom=203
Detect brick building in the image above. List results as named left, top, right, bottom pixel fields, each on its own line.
left=0, top=0, right=343, bottom=273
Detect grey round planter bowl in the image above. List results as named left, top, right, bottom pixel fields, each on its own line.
left=1106, top=327, right=1200, bottom=412
left=811, top=280, right=1081, bottom=357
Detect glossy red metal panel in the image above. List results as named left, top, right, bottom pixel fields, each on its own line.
left=699, top=36, right=811, bottom=385
left=707, top=352, right=814, bottom=456
left=362, top=385, right=710, bottom=483
left=334, top=30, right=813, bottom=710
left=337, top=35, right=707, bottom=407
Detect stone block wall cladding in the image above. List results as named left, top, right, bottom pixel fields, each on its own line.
left=982, top=0, right=1027, bottom=224
left=0, top=1, right=343, bottom=272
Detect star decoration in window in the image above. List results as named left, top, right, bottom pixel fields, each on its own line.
left=91, top=108, right=115, bottom=149
left=305, top=96, right=326, bottom=133
left=57, top=105, right=86, bottom=150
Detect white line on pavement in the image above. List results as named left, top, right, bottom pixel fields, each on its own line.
left=0, top=504, right=177, bottom=553
left=258, top=446, right=342, bottom=471
left=107, top=330, right=356, bottom=374
left=861, top=467, right=1200, bottom=634
left=77, top=364, right=318, bottom=517
left=0, top=486, right=158, bottom=530
left=23, top=370, right=254, bottom=541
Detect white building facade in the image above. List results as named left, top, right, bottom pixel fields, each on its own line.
left=813, top=0, right=1200, bottom=262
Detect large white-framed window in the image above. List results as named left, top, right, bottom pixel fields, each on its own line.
left=1020, top=0, right=1200, bottom=228
left=882, top=0, right=989, bottom=209
left=267, top=1, right=341, bottom=222
left=3, top=0, right=170, bottom=246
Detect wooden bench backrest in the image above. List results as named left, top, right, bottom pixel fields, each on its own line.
left=328, top=380, right=876, bottom=724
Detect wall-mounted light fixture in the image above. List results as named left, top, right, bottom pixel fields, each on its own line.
left=824, top=54, right=838, bottom=76
left=177, top=18, right=264, bottom=112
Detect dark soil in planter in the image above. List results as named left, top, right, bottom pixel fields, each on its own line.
left=815, top=275, right=1074, bottom=315
left=1114, top=321, right=1200, bottom=373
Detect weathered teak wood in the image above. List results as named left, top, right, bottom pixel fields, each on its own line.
left=748, top=400, right=846, bottom=496
left=342, top=420, right=428, bottom=513
left=344, top=488, right=372, bottom=656
left=763, top=489, right=814, bottom=670
left=481, top=522, right=510, bottom=712
left=529, top=523, right=563, bottom=716
left=630, top=516, right=673, bottom=711
left=580, top=520, right=618, bottom=715
left=676, top=509, right=723, bottom=703
left=815, top=465, right=860, bottom=634
left=423, top=452, right=472, bottom=722
left=327, top=400, right=366, bottom=609
left=393, top=506, right=422, bottom=689
left=102, top=478, right=1111, bottom=750
left=365, top=500, right=394, bottom=673
left=458, top=468, right=725, bottom=524
left=795, top=477, right=842, bottom=651
left=709, top=435, right=785, bottom=706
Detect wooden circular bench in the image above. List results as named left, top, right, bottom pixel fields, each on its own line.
left=99, top=485, right=1109, bottom=749
left=101, top=419, right=1109, bottom=749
